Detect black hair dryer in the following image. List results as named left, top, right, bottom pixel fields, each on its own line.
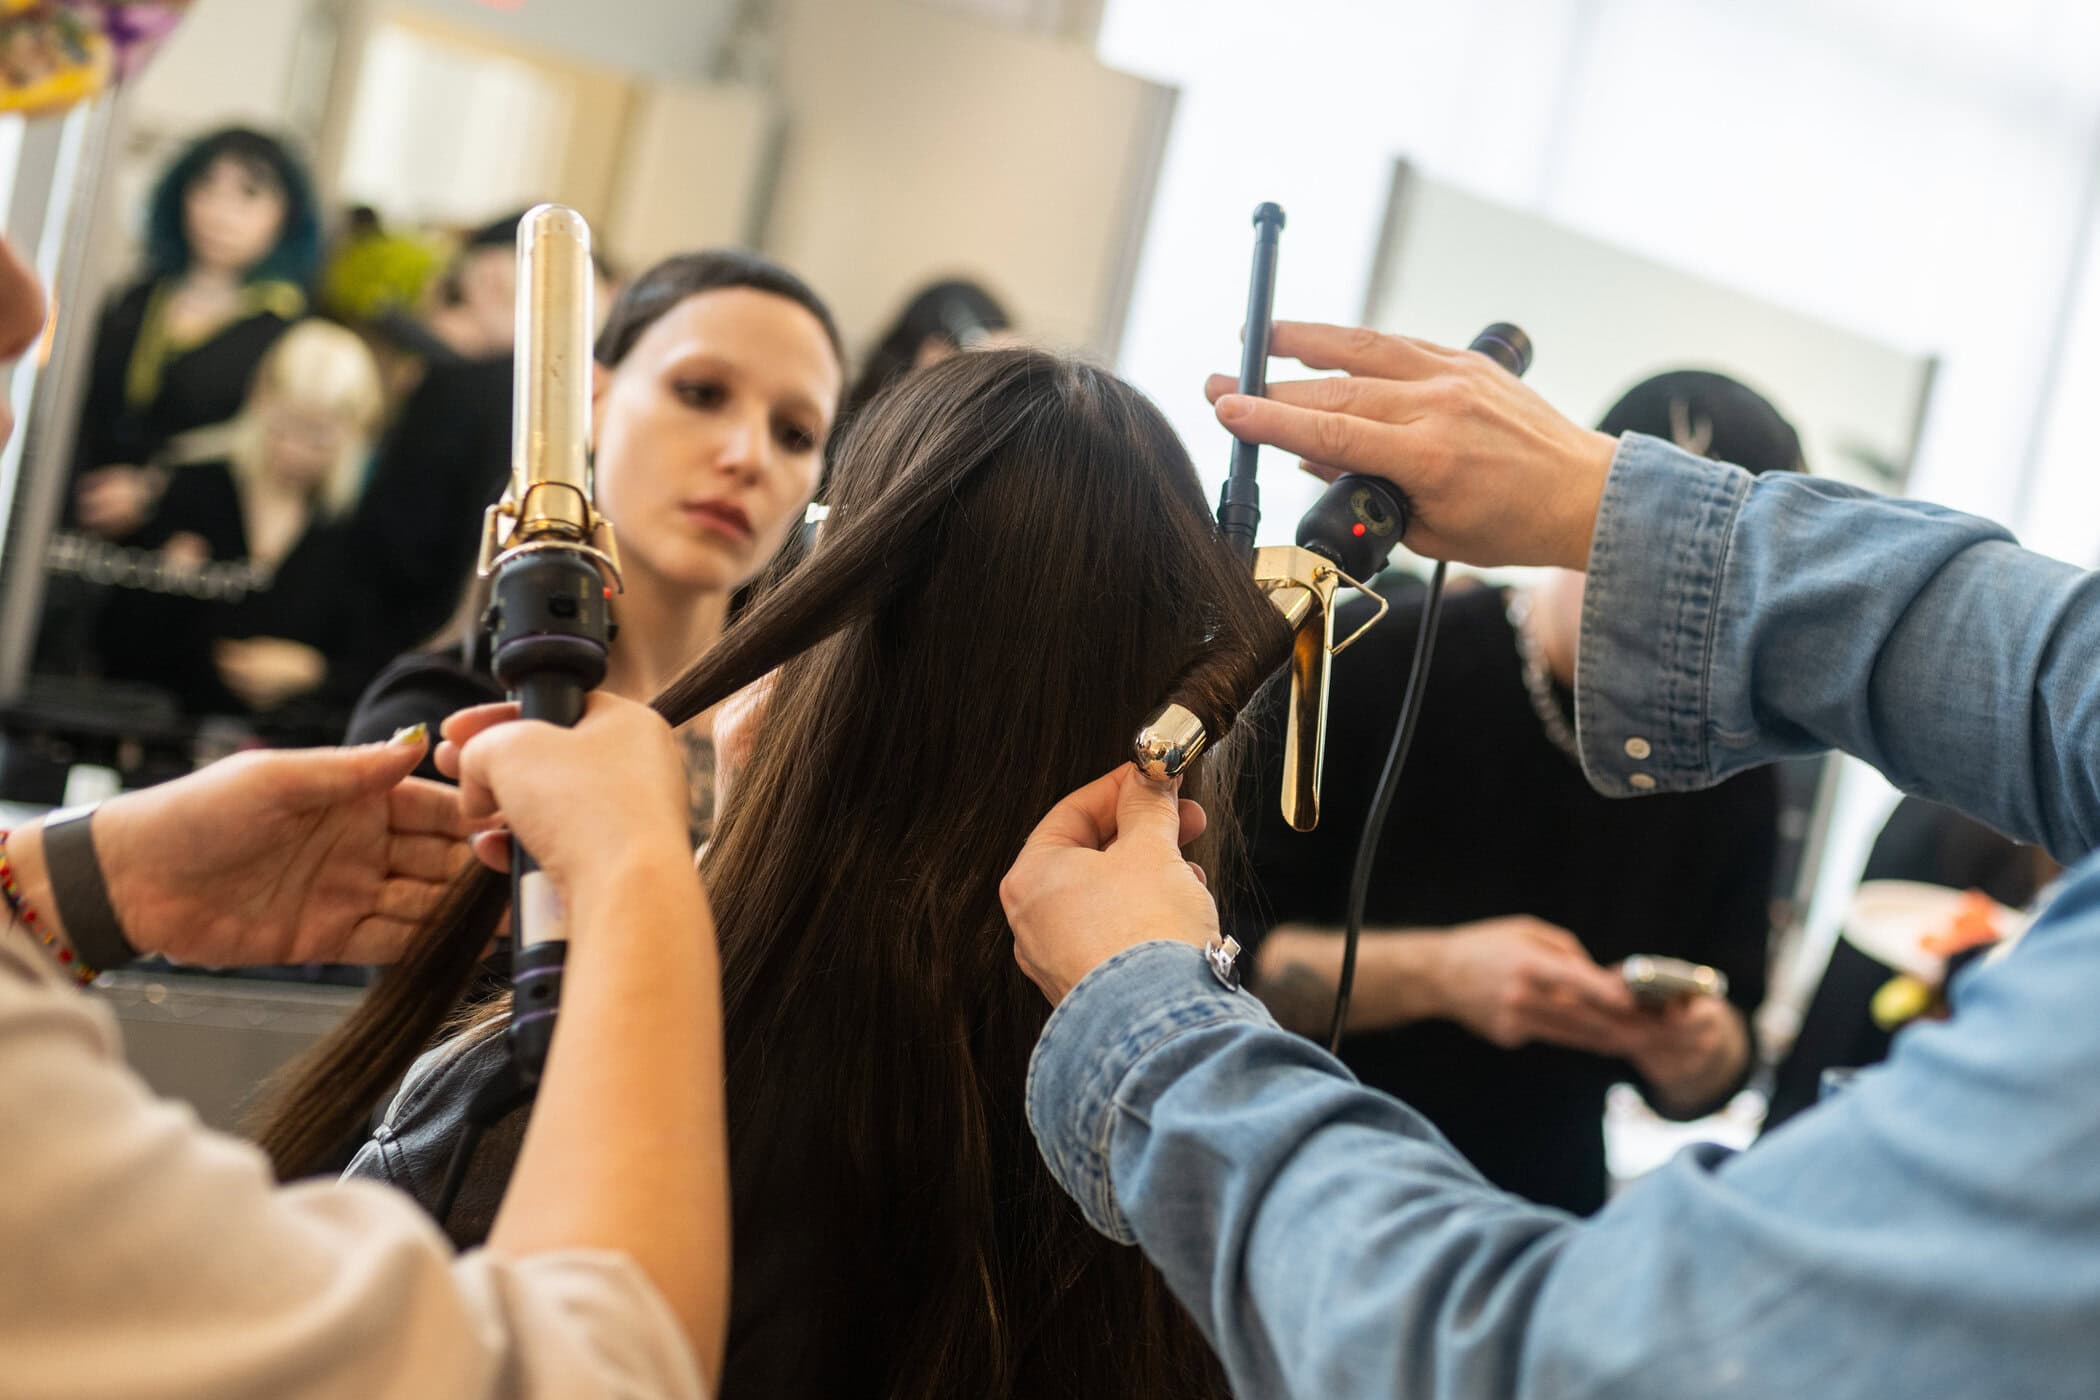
left=1293, top=323, right=1533, bottom=578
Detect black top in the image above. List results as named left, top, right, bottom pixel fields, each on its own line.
left=1238, top=584, right=1776, bottom=1215
left=91, top=460, right=379, bottom=740
left=346, top=649, right=504, bottom=780
left=71, top=278, right=297, bottom=479
left=351, top=354, right=514, bottom=661
left=340, top=656, right=721, bottom=1241
left=345, top=1029, right=529, bottom=1252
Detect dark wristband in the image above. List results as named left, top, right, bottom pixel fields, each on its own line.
left=43, top=805, right=139, bottom=970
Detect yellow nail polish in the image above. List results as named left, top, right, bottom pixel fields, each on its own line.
left=392, top=723, right=428, bottom=746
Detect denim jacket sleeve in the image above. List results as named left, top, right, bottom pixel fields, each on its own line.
left=1025, top=441, right=2100, bottom=1399
left=1029, top=916, right=2100, bottom=1400
left=1028, top=941, right=1576, bottom=1398
left=1579, top=433, right=2100, bottom=861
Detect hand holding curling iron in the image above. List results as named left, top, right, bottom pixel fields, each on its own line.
left=1205, top=321, right=1619, bottom=572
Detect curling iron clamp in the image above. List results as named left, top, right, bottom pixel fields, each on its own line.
left=1133, top=200, right=1530, bottom=834
left=1132, top=545, right=1390, bottom=834
left=1234, top=322, right=1530, bottom=830
left=1133, top=201, right=1389, bottom=833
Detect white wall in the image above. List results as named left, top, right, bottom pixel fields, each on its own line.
left=397, top=0, right=736, bottom=82
left=2019, top=170, right=2100, bottom=567
left=607, top=81, right=776, bottom=268
left=338, top=21, right=574, bottom=225
left=122, top=0, right=315, bottom=137
left=1100, top=0, right=2100, bottom=553
left=766, top=0, right=1170, bottom=354
left=1373, top=178, right=1931, bottom=486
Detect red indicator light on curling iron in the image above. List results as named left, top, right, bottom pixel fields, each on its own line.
left=1352, top=522, right=1366, bottom=537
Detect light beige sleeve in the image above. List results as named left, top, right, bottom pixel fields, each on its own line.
left=0, top=936, right=703, bottom=1400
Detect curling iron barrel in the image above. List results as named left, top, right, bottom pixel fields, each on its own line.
left=479, top=205, right=621, bottom=1087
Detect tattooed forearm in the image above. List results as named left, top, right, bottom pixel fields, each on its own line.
left=1252, top=957, right=1339, bottom=1039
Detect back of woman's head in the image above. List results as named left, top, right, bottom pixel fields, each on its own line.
left=146, top=126, right=320, bottom=286
left=661, top=348, right=1284, bottom=1395
left=597, top=249, right=845, bottom=371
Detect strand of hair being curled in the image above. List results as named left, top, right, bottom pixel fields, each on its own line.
left=246, top=349, right=1058, bottom=1177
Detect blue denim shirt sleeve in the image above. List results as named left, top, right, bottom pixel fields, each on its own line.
left=1031, top=892, right=2100, bottom=1400
left=1580, top=432, right=2100, bottom=861
left=1027, top=442, right=2100, bottom=1398
left=1030, top=941, right=1578, bottom=1396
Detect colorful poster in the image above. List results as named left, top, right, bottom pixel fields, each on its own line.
left=0, top=2, right=193, bottom=116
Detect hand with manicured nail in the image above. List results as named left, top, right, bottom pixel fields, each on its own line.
left=6, top=727, right=471, bottom=967
left=434, top=692, right=693, bottom=908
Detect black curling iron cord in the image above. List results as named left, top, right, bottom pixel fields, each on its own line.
left=1316, top=324, right=1530, bottom=1056
left=1327, top=560, right=1447, bottom=1054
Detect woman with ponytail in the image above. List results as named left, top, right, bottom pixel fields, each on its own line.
left=252, top=348, right=1293, bottom=1398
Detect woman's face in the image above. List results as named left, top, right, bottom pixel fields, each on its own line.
left=592, top=287, right=840, bottom=593
left=183, top=155, right=287, bottom=276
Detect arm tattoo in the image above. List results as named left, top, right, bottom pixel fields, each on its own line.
left=1252, top=957, right=1338, bottom=1039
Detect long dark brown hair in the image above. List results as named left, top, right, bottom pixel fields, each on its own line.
left=253, top=349, right=1292, bottom=1397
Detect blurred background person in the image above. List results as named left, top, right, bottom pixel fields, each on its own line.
left=349, top=208, right=619, bottom=662
left=70, top=125, right=319, bottom=539
left=839, top=276, right=1012, bottom=424
left=91, top=319, right=385, bottom=745
left=316, top=202, right=450, bottom=408
left=1238, top=369, right=1805, bottom=1214
left=419, top=207, right=532, bottom=364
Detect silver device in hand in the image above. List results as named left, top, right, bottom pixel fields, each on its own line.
left=1622, top=954, right=1727, bottom=1005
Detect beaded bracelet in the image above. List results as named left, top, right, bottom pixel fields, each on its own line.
left=0, top=829, right=97, bottom=985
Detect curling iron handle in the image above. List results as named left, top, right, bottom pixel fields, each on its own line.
left=505, top=670, right=587, bottom=1086
left=1219, top=202, right=1288, bottom=562
left=1295, top=322, right=1532, bottom=579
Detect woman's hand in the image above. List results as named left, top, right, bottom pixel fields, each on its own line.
left=437, top=693, right=693, bottom=899
left=160, top=531, right=212, bottom=572
left=1425, top=916, right=1639, bottom=1052
left=1621, top=992, right=1751, bottom=1118
left=12, top=729, right=472, bottom=966
left=215, top=637, right=328, bottom=711
left=75, top=465, right=164, bottom=539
